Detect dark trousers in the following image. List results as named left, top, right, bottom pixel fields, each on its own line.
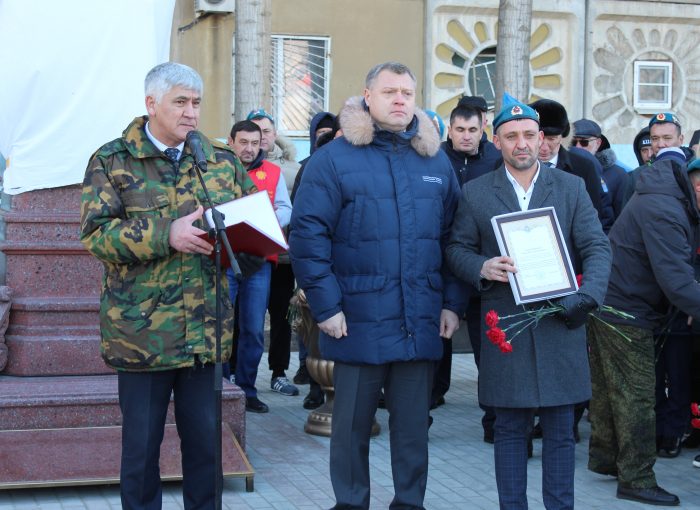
left=118, top=364, right=218, bottom=510
left=431, top=337, right=451, bottom=401
left=331, top=361, right=434, bottom=510
left=466, top=295, right=496, bottom=433
left=655, top=329, right=693, bottom=439
left=494, top=405, right=575, bottom=510
left=268, top=263, right=295, bottom=374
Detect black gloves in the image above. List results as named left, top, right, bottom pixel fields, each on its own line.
left=556, top=293, right=597, bottom=330
left=236, top=253, right=266, bottom=278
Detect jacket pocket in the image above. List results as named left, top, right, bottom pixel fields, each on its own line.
left=348, top=195, right=365, bottom=249
left=122, top=190, right=169, bottom=218
left=339, top=274, right=387, bottom=294
left=427, top=271, right=443, bottom=291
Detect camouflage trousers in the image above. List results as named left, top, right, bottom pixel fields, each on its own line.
left=587, top=319, right=658, bottom=488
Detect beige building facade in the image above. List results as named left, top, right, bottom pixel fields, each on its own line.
left=172, top=0, right=700, bottom=145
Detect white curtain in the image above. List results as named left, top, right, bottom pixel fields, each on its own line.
left=0, top=0, right=176, bottom=195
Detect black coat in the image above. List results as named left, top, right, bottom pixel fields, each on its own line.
left=603, top=156, right=700, bottom=329
left=555, top=146, right=603, bottom=221
left=441, top=135, right=501, bottom=187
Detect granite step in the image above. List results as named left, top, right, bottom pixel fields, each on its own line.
left=0, top=373, right=250, bottom=489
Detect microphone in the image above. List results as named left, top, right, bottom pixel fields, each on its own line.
left=186, top=131, right=208, bottom=172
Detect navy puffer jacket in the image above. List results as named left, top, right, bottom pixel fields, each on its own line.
left=289, top=97, right=466, bottom=364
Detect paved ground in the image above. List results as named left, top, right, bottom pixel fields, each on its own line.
left=1, top=353, right=698, bottom=509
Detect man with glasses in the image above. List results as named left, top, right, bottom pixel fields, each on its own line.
left=572, top=119, right=629, bottom=222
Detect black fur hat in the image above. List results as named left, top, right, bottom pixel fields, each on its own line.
left=529, top=99, right=570, bottom=138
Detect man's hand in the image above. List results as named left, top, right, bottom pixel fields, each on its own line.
left=556, top=292, right=597, bottom=329
left=440, top=309, right=460, bottom=338
left=168, top=206, right=213, bottom=255
left=480, top=256, right=517, bottom=282
left=318, top=311, right=347, bottom=339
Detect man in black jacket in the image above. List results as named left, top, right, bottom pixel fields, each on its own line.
left=437, top=99, right=500, bottom=440
left=587, top=148, right=700, bottom=506
left=529, top=99, right=604, bottom=223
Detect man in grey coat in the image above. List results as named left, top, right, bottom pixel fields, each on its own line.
left=446, top=96, right=611, bottom=509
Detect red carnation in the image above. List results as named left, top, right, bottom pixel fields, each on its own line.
left=486, top=327, right=507, bottom=345
left=498, top=341, right=513, bottom=353
left=692, top=418, right=700, bottom=430
left=692, top=402, right=700, bottom=416
left=576, top=274, right=583, bottom=288
left=485, top=310, right=500, bottom=328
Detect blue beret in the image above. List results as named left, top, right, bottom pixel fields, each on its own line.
left=649, top=112, right=681, bottom=129
left=247, top=108, right=275, bottom=124
left=493, top=93, right=540, bottom=131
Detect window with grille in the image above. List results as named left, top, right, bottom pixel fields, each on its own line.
left=633, top=60, right=673, bottom=111
left=271, top=35, right=330, bottom=136
left=468, top=47, right=497, bottom=111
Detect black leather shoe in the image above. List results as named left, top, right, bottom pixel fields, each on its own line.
left=430, top=395, right=445, bottom=410
left=303, top=388, right=324, bottom=410
left=245, top=396, right=269, bottom=413
left=531, top=421, right=542, bottom=439
left=617, top=485, right=680, bottom=506
left=658, top=436, right=682, bottom=458
left=527, top=436, right=533, bottom=459
left=483, top=428, right=494, bottom=444
left=589, top=465, right=618, bottom=477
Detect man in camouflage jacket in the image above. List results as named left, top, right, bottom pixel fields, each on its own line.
left=80, top=62, right=256, bottom=510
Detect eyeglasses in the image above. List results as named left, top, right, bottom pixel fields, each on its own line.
left=572, top=137, right=597, bottom=148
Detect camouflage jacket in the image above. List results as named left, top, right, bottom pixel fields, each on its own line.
left=80, top=116, right=256, bottom=371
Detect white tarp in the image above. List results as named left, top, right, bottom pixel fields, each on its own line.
left=0, top=0, right=176, bottom=195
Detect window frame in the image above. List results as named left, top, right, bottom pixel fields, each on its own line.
left=270, top=34, right=331, bottom=137
left=633, top=60, right=673, bottom=112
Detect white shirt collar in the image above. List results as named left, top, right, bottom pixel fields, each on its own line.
left=145, top=121, right=185, bottom=157
left=504, top=163, right=541, bottom=211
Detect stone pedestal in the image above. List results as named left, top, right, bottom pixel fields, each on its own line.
left=0, top=185, right=248, bottom=488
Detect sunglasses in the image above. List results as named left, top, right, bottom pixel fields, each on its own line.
left=572, top=137, right=597, bottom=148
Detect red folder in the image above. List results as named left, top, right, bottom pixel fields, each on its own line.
left=198, top=191, right=288, bottom=268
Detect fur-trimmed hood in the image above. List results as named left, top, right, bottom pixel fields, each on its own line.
left=595, top=147, right=618, bottom=169
left=267, top=134, right=297, bottom=163
left=338, top=96, right=441, bottom=157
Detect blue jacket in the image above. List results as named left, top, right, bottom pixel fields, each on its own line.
left=289, top=97, right=466, bottom=364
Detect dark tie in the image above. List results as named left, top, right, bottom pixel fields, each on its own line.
left=164, top=148, right=180, bottom=162
left=542, top=160, right=553, bottom=168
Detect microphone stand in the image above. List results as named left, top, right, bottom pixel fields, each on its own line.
left=192, top=160, right=242, bottom=510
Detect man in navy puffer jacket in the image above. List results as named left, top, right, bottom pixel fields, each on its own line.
left=290, top=61, right=466, bottom=510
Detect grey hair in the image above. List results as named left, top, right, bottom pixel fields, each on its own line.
left=365, top=61, right=416, bottom=88
left=144, top=62, right=203, bottom=103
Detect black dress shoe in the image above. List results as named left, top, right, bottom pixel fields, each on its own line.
left=683, top=428, right=700, bottom=448
left=303, top=388, right=324, bottom=410
left=245, top=396, right=269, bottom=413
left=617, top=485, right=680, bottom=506
left=527, top=436, right=533, bottom=459
left=589, top=465, right=618, bottom=477
left=377, top=391, right=386, bottom=409
left=657, top=436, right=682, bottom=458
left=430, top=395, right=446, bottom=410
left=483, top=428, right=494, bottom=444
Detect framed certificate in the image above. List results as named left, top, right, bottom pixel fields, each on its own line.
left=491, top=207, right=578, bottom=305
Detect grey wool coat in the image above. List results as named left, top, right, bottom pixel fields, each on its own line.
left=446, top=164, right=611, bottom=408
